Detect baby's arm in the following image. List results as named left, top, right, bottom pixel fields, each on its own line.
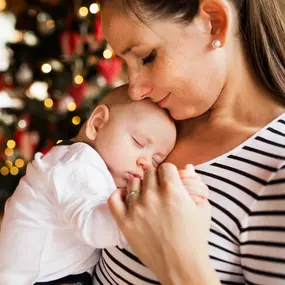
left=179, top=164, right=209, bottom=205
left=50, top=161, right=125, bottom=249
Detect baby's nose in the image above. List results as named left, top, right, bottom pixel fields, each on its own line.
left=137, top=156, right=152, bottom=171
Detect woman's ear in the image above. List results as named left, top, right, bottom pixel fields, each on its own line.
left=86, top=105, right=110, bottom=140
left=199, top=0, right=231, bottom=47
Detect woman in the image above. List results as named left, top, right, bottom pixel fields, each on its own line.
left=94, top=0, right=285, bottom=284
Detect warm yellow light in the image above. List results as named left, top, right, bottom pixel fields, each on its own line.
left=7, top=140, right=16, bottom=149
left=1, top=166, right=9, bottom=176
left=74, top=75, right=84, bottom=85
left=79, top=6, right=88, bottom=17
left=103, top=49, right=113, bottom=59
left=41, top=63, right=52, bottom=73
left=4, top=160, right=13, bottom=168
left=44, top=98, right=53, bottom=108
left=10, top=166, right=19, bottom=176
left=72, top=116, right=81, bottom=125
left=15, top=159, right=25, bottom=168
left=47, top=19, right=55, bottom=29
left=0, top=0, right=7, bottom=12
left=68, top=102, right=77, bottom=112
left=5, top=148, right=14, bottom=157
left=90, top=3, right=100, bottom=14
left=56, top=140, right=63, bottom=144
left=11, top=30, right=23, bottom=43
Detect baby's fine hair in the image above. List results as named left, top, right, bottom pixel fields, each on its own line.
left=99, top=84, right=133, bottom=108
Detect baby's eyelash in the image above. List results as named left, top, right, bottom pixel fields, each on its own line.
left=142, top=50, right=156, bottom=65
left=132, top=137, right=144, bottom=148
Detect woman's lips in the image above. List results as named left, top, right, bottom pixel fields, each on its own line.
left=157, top=93, right=171, bottom=108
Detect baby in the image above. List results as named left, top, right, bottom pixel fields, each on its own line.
left=0, top=84, right=208, bottom=285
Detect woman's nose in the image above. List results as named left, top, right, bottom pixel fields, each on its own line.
left=128, top=71, right=152, bottom=101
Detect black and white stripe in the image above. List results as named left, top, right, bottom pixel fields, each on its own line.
left=94, top=113, right=285, bottom=285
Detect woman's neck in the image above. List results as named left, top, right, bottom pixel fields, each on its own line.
left=178, top=48, right=285, bottom=139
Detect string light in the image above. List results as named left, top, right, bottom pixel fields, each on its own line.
left=44, top=98, right=53, bottom=108
left=0, top=166, right=9, bottom=176
left=4, top=160, right=12, bottom=168
left=0, top=0, right=6, bottom=12
left=68, top=102, right=77, bottom=112
left=41, top=63, right=52, bottom=73
left=47, top=20, right=55, bottom=29
left=15, top=159, right=25, bottom=168
left=11, top=30, right=23, bottom=43
left=72, top=116, right=81, bottom=125
left=5, top=148, right=14, bottom=157
left=79, top=7, right=88, bottom=17
left=18, top=119, right=27, bottom=129
left=10, top=166, right=19, bottom=176
left=7, top=140, right=16, bottom=149
left=28, top=81, right=49, bottom=100
left=103, top=49, right=113, bottom=59
left=74, top=75, right=84, bottom=85
left=23, top=31, right=38, bottom=46
left=90, top=3, right=100, bottom=14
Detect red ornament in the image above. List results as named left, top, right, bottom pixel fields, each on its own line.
left=67, top=81, right=88, bottom=106
left=60, top=31, right=83, bottom=59
left=14, top=129, right=39, bottom=161
left=94, top=16, right=104, bottom=42
left=14, top=114, right=39, bottom=161
left=40, top=139, right=54, bottom=155
left=97, top=57, right=123, bottom=84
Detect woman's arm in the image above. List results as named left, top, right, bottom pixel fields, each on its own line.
left=108, top=163, right=221, bottom=285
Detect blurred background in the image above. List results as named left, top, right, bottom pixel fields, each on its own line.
left=0, top=0, right=127, bottom=211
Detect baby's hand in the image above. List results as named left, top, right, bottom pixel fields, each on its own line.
left=179, top=164, right=209, bottom=205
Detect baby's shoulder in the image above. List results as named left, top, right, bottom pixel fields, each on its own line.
left=48, top=142, right=110, bottom=182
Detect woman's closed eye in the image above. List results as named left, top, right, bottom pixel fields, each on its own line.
left=142, top=50, right=156, bottom=65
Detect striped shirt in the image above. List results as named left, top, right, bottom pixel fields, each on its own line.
left=93, top=113, right=285, bottom=285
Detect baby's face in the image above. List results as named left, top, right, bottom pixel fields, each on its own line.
left=94, top=100, right=176, bottom=188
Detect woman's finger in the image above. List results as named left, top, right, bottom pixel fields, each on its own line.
left=158, top=163, right=183, bottom=188
left=126, top=177, right=141, bottom=208
left=142, top=168, right=158, bottom=192
left=108, top=189, right=128, bottom=224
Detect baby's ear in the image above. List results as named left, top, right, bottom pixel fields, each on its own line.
left=86, top=104, right=109, bottom=140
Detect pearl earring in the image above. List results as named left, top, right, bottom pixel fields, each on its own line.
left=212, top=40, right=221, bottom=49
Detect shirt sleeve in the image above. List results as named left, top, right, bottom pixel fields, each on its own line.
left=48, top=156, right=126, bottom=249
left=240, top=165, right=285, bottom=284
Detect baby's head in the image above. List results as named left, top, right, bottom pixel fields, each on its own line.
left=77, top=84, right=176, bottom=188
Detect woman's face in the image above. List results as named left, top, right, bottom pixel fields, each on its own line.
left=101, top=3, right=229, bottom=120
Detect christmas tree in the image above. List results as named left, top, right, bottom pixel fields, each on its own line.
left=0, top=0, right=126, bottom=210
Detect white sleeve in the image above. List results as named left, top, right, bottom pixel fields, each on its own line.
left=49, top=159, right=126, bottom=249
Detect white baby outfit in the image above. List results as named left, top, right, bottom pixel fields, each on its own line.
left=0, top=142, right=126, bottom=284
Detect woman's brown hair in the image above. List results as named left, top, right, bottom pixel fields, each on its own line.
left=100, top=0, right=285, bottom=103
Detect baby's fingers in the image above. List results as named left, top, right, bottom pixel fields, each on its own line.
left=179, top=164, right=200, bottom=179
left=191, top=196, right=207, bottom=205
left=182, top=178, right=209, bottom=199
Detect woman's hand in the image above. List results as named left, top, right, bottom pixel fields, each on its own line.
left=108, top=163, right=219, bottom=285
